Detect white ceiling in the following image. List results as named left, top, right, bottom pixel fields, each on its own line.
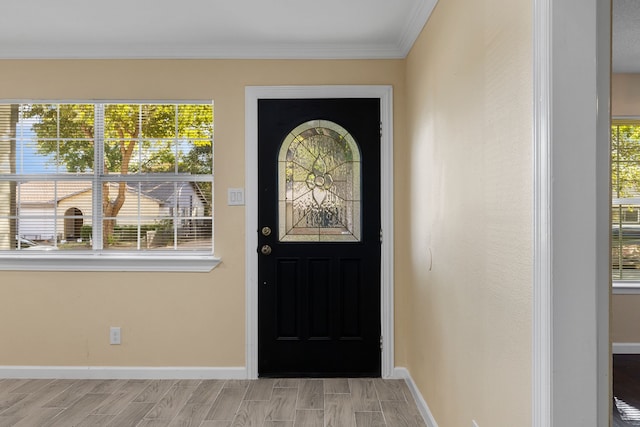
left=2, top=0, right=634, bottom=68
left=0, top=0, right=437, bottom=59
left=613, top=0, right=640, bottom=72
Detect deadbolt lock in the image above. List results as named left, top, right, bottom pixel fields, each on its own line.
left=261, top=226, right=272, bottom=236
left=260, top=245, right=272, bottom=256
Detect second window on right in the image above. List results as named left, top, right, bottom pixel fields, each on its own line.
left=612, top=120, right=640, bottom=280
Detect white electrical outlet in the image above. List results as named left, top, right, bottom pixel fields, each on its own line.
left=110, top=327, right=121, bottom=345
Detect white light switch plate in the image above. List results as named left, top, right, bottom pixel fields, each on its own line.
left=228, top=188, right=245, bottom=206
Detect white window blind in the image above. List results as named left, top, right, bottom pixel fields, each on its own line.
left=0, top=102, right=215, bottom=268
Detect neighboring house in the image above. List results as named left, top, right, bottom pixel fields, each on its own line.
left=17, top=180, right=206, bottom=241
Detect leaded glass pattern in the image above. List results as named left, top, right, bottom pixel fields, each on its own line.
left=278, top=120, right=361, bottom=242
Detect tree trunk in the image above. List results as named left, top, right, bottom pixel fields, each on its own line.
left=101, top=139, right=135, bottom=246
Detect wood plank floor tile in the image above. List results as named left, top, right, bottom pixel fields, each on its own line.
left=325, top=394, right=355, bottom=427
left=264, top=421, right=294, bottom=427
left=0, top=407, right=63, bottom=427
left=399, top=381, right=415, bottom=401
left=206, top=387, right=247, bottom=421
left=324, top=379, right=350, bottom=394
left=175, top=380, right=202, bottom=387
left=186, top=379, right=224, bottom=405
left=75, top=414, right=115, bottom=427
left=137, top=419, right=175, bottom=427
left=0, top=392, right=28, bottom=414
left=0, top=380, right=75, bottom=418
left=7, top=379, right=53, bottom=394
left=380, top=400, right=427, bottom=427
left=293, top=409, right=323, bottom=427
left=134, top=380, right=175, bottom=403
left=374, top=379, right=407, bottom=401
left=354, top=411, right=386, bottom=427
left=106, top=402, right=155, bottom=427
left=297, top=380, right=323, bottom=410
left=92, top=380, right=151, bottom=415
left=0, top=415, right=21, bottom=427
left=223, top=380, right=250, bottom=389
left=244, top=379, right=275, bottom=401
left=0, top=380, right=28, bottom=391
left=167, top=402, right=210, bottom=427
left=144, top=385, right=196, bottom=420
left=274, top=379, right=299, bottom=388
left=43, top=380, right=103, bottom=408
left=200, top=421, right=232, bottom=427
left=231, top=400, right=270, bottom=426
left=349, top=379, right=380, bottom=412
left=91, top=384, right=147, bottom=415
left=82, top=380, right=113, bottom=394
left=89, top=379, right=128, bottom=394
left=265, top=387, right=297, bottom=421
left=44, top=393, right=110, bottom=427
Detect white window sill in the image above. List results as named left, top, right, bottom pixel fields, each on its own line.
left=0, top=252, right=221, bottom=272
left=613, top=282, right=640, bottom=294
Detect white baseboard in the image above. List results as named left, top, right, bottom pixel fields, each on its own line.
left=613, top=343, right=640, bottom=354
left=393, top=367, right=439, bottom=427
left=0, top=366, right=247, bottom=380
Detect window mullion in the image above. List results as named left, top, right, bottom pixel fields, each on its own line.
left=54, top=104, right=60, bottom=243
left=174, top=105, right=179, bottom=249
left=93, top=104, right=105, bottom=250
left=137, top=106, right=142, bottom=250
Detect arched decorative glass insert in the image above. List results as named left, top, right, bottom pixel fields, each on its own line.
left=278, top=120, right=361, bottom=242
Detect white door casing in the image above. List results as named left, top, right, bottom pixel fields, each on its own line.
left=245, top=85, right=394, bottom=379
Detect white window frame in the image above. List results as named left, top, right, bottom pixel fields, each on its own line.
left=0, top=100, right=220, bottom=272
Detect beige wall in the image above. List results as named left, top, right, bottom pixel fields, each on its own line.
left=0, top=9, right=538, bottom=423
left=612, top=294, right=640, bottom=342
left=612, top=73, right=640, bottom=343
left=612, top=73, right=640, bottom=117
left=0, top=59, right=405, bottom=367
left=403, top=0, right=532, bottom=425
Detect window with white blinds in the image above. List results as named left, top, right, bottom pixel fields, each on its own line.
left=0, top=102, right=214, bottom=267
left=612, top=120, right=640, bottom=281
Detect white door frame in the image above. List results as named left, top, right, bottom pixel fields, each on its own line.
left=244, top=85, right=394, bottom=379
left=533, top=0, right=610, bottom=425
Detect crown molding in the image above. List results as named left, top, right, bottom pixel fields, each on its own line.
left=0, top=42, right=407, bottom=60
left=397, top=0, right=438, bottom=56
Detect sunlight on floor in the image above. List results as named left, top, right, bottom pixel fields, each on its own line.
left=615, top=396, right=640, bottom=424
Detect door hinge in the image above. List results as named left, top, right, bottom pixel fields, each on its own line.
left=380, top=229, right=383, bottom=243
left=380, top=121, right=383, bottom=138
left=380, top=336, right=383, bottom=351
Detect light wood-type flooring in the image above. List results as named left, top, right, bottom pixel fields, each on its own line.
left=0, top=378, right=427, bottom=427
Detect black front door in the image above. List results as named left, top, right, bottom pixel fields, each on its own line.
left=258, top=98, right=381, bottom=377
